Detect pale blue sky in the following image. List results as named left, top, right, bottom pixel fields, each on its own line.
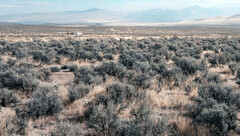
left=0, top=0, right=240, bottom=15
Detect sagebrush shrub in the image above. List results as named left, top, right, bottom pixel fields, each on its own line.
left=106, top=82, right=136, bottom=104
left=132, top=61, right=151, bottom=73
left=86, top=103, right=118, bottom=136
left=74, top=67, right=103, bottom=85
left=198, top=84, right=234, bottom=103
left=50, top=67, right=60, bottom=72
left=69, top=85, right=90, bottom=102
left=37, top=68, right=51, bottom=81
left=175, top=57, right=206, bottom=75
left=69, top=64, right=78, bottom=72
left=205, top=72, right=222, bottom=83
left=0, top=69, right=39, bottom=94
left=237, top=67, right=240, bottom=79
left=25, top=88, right=63, bottom=118
left=191, top=83, right=239, bottom=135
left=0, top=89, right=18, bottom=107
left=95, top=62, right=125, bottom=79
left=131, top=73, right=151, bottom=89
left=119, top=50, right=147, bottom=69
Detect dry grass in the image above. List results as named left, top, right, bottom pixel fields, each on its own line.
left=26, top=117, right=56, bottom=136
left=148, top=89, right=191, bottom=111
left=0, top=108, right=17, bottom=136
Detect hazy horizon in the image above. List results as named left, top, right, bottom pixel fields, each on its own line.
left=1, top=0, right=240, bottom=15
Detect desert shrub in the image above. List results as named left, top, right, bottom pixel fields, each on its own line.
left=191, top=84, right=239, bottom=135
left=50, top=122, right=83, bottom=136
left=117, top=116, right=168, bottom=136
left=119, top=50, right=147, bottom=69
left=61, top=65, right=69, bottom=70
left=55, top=56, right=61, bottom=64
left=68, top=85, right=90, bottom=103
left=19, top=62, right=34, bottom=69
left=175, top=57, right=207, bottom=75
left=198, top=84, right=235, bottom=103
left=205, top=72, right=223, bottom=83
left=208, top=55, right=218, bottom=66
left=0, top=89, right=18, bottom=107
left=204, top=53, right=211, bottom=58
left=198, top=84, right=234, bottom=103
left=237, top=67, right=240, bottom=79
left=103, top=54, right=114, bottom=60
left=25, top=88, right=63, bottom=118
left=86, top=102, right=118, bottom=136
left=127, top=103, right=169, bottom=136
left=95, top=62, right=125, bottom=79
left=32, top=51, right=50, bottom=64
left=69, top=64, right=78, bottom=72
left=14, top=109, right=28, bottom=135
left=208, top=54, right=230, bottom=66
left=151, top=55, right=164, bottom=64
left=168, top=44, right=178, bottom=52
left=106, top=82, right=136, bottom=104
left=229, top=91, right=240, bottom=109
left=236, top=80, right=240, bottom=87
left=131, top=73, right=151, bottom=89
left=193, top=101, right=237, bottom=136
left=0, top=68, right=39, bottom=94
left=50, top=67, right=60, bottom=72
left=37, top=68, right=51, bottom=81
left=0, top=40, right=7, bottom=46
left=74, top=67, right=103, bottom=85
left=152, top=63, right=168, bottom=75
left=7, top=59, right=16, bottom=67
left=229, top=63, right=239, bottom=75
left=158, top=68, right=186, bottom=89
left=94, top=94, right=111, bottom=107
left=159, top=46, right=172, bottom=60
left=132, top=61, right=151, bottom=73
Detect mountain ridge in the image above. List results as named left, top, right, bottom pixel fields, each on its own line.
left=0, top=6, right=240, bottom=25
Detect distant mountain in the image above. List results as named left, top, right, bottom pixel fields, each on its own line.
left=0, top=22, right=20, bottom=25
left=0, top=6, right=239, bottom=25
left=161, top=15, right=240, bottom=26
left=127, top=6, right=223, bottom=22
left=228, top=14, right=240, bottom=19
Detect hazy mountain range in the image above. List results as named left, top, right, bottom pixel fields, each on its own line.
left=1, top=6, right=240, bottom=25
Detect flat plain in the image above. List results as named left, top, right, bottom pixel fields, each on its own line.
left=0, top=25, right=239, bottom=136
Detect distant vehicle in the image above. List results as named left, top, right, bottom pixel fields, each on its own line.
left=76, top=32, right=83, bottom=37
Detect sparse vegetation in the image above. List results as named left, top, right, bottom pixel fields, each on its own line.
left=0, top=33, right=240, bottom=135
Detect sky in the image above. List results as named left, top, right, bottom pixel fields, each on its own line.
left=0, top=0, right=240, bottom=15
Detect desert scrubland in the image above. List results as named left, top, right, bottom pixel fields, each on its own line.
left=0, top=25, right=240, bottom=136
